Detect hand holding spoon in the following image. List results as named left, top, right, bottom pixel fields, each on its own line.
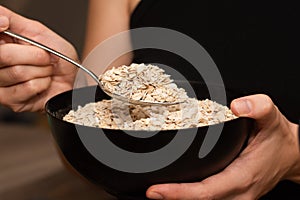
left=3, top=30, right=183, bottom=106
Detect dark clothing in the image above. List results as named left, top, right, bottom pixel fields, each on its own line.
left=130, top=0, right=300, bottom=199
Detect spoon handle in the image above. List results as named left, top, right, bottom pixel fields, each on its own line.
left=2, top=30, right=101, bottom=85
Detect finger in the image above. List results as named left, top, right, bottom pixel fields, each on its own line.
left=0, top=43, right=54, bottom=67
left=0, top=15, right=13, bottom=43
left=0, top=8, right=58, bottom=50
left=230, top=94, right=278, bottom=127
left=5, top=89, right=50, bottom=113
left=13, top=94, right=47, bottom=113
left=0, top=77, right=51, bottom=110
left=0, top=6, right=43, bottom=35
left=147, top=168, right=249, bottom=200
left=0, top=64, right=53, bottom=87
left=0, top=14, right=9, bottom=31
left=0, top=7, right=67, bottom=54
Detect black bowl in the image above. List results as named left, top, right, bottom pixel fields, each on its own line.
left=45, top=82, right=253, bottom=200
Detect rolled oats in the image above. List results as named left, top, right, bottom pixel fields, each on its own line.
left=99, top=63, right=189, bottom=103
left=63, top=63, right=237, bottom=130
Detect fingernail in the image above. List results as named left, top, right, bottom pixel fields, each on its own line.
left=0, top=15, right=9, bottom=30
left=148, top=191, right=164, bottom=200
left=233, top=99, right=252, bottom=116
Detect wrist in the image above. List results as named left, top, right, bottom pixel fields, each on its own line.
left=284, top=122, right=300, bottom=183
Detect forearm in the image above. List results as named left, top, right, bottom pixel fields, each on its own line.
left=81, top=0, right=134, bottom=85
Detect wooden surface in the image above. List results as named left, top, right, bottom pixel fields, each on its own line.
left=0, top=122, right=116, bottom=200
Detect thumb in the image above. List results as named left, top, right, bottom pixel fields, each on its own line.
left=230, top=94, right=278, bottom=127
left=0, top=5, right=35, bottom=33
left=0, top=15, right=9, bottom=31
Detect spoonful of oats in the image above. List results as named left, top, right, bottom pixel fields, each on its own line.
left=99, top=63, right=189, bottom=105
left=3, top=30, right=187, bottom=105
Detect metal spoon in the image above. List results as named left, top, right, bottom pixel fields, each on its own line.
left=3, top=30, right=183, bottom=106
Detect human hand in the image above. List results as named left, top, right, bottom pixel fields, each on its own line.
left=146, top=94, right=300, bottom=200
left=0, top=6, right=78, bottom=112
